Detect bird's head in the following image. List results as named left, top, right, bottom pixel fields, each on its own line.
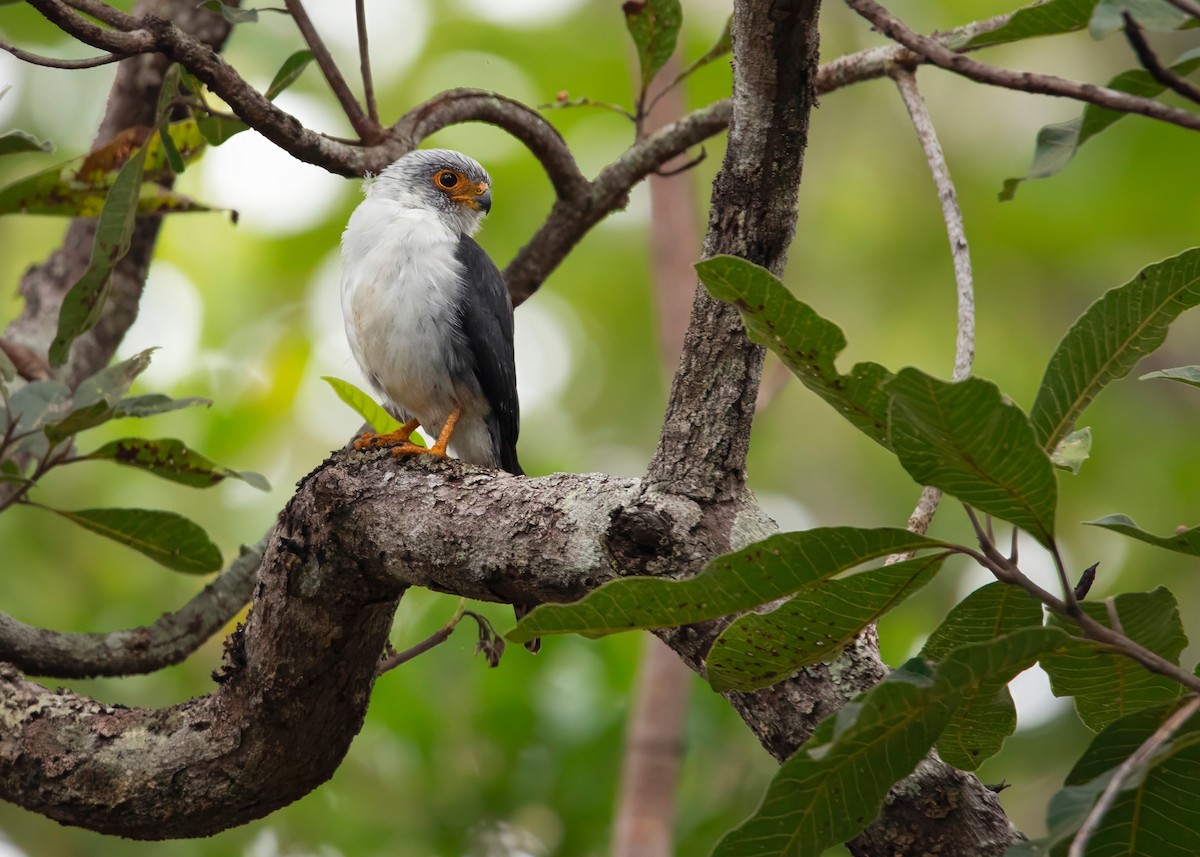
left=369, top=149, right=492, bottom=236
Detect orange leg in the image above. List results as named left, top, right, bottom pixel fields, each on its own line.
left=390, top=407, right=462, bottom=460
left=354, top=418, right=421, bottom=450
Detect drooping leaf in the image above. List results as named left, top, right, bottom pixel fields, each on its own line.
left=265, top=50, right=314, bottom=100
left=967, top=0, right=1097, bottom=49
left=623, top=0, right=683, bottom=94
left=507, top=527, right=946, bottom=645
left=1041, top=587, right=1186, bottom=731
left=1050, top=427, right=1092, bottom=475
left=42, top=506, right=222, bottom=574
left=112, top=393, right=211, bottom=418
left=1013, top=701, right=1200, bottom=856
left=322, top=375, right=403, bottom=435
left=1140, top=365, right=1200, bottom=388
left=706, top=552, right=949, bottom=692
left=1085, top=513, right=1200, bottom=557
left=82, top=437, right=269, bottom=491
left=887, top=369, right=1057, bottom=548
left=6, top=380, right=71, bottom=435
left=48, top=142, right=150, bottom=367
left=1090, top=0, right=1192, bottom=37
left=0, top=129, right=53, bottom=157
left=697, top=255, right=894, bottom=449
left=1030, top=248, right=1200, bottom=452
left=1001, top=51, right=1200, bottom=198
left=715, top=627, right=1070, bottom=857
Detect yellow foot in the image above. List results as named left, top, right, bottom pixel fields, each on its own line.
left=389, top=443, right=448, bottom=460
left=354, top=419, right=420, bottom=450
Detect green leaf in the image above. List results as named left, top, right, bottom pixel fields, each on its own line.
left=0, top=119, right=218, bottom=216
left=922, top=583, right=1045, bottom=770
left=0, top=129, right=53, bottom=157
left=707, top=552, right=949, bottom=692
left=1015, top=701, right=1200, bottom=856
left=1090, top=0, right=1191, bottom=37
left=1050, top=427, right=1092, bottom=475
left=7, top=380, right=71, bottom=435
left=0, top=346, right=15, bottom=382
left=265, top=50, right=314, bottom=100
left=887, top=369, right=1057, bottom=548
left=1030, top=248, right=1200, bottom=452
left=83, top=437, right=270, bottom=491
left=623, top=0, right=683, bottom=94
left=196, top=114, right=250, bottom=146
left=508, top=527, right=946, bottom=645
left=112, top=393, right=211, bottom=418
left=43, top=506, right=222, bottom=574
left=42, top=349, right=157, bottom=443
left=321, top=376, right=404, bottom=435
left=1085, top=513, right=1200, bottom=557
left=1041, top=587, right=1186, bottom=731
left=48, top=143, right=150, bottom=367
left=697, top=255, right=894, bottom=449
left=158, top=124, right=185, bottom=174
left=1140, top=365, right=1200, bottom=388
left=967, top=0, right=1097, bottom=49
left=1001, top=53, right=1200, bottom=198
left=671, top=15, right=731, bottom=85
left=715, top=627, right=1070, bottom=857
left=199, top=0, right=259, bottom=24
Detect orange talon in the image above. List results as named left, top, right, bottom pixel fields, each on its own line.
left=389, top=407, right=463, bottom=461
left=354, top=418, right=421, bottom=450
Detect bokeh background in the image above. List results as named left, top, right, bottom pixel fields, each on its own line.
left=2, top=0, right=1200, bottom=854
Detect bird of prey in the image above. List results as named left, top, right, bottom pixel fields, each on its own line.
left=339, top=148, right=538, bottom=652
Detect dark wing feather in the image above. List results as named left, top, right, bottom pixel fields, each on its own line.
left=455, top=235, right=522, bottom=475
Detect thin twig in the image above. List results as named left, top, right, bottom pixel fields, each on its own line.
left=376, top=599, right=467, bottom=675
left=846, top=0, right=1200, bottom=134
left=0, top=38, right=124, bottom=68
left=1068, top=695, right=1200, bottom=857
left=890, top=65, right=975, bottom=384
left=1121, top=13, right=1200, bottom=105
left=354, top=0, right=378, bottom=125
left=1104, top=596, right=1124, bottom=636
left=283, top=0, right=379, bottom=142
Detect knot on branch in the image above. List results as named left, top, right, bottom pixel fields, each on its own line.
left=606, top=501, right=678, bottom=574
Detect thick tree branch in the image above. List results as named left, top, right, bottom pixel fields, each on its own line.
left=0, top=536, right=263, bottom=678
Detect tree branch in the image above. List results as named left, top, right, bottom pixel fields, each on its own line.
left=0, top=38, right=125, bottom=68
left=846, top=0, right=1200, bottom=134
left=1122, top=13, right=1200, bottom=105
left=0, top=536, right=263, bottom=678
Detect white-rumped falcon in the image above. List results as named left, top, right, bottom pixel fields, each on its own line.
left=340, top=149, right=537, bottom=651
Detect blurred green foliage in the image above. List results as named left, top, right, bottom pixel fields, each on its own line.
left=2, top=0, right=1200, bottom=854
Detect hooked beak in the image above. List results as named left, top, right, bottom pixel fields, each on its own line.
left=475, top=185, right=492, bottom=215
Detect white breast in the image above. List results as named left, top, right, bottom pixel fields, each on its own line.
left=340, top=196, right=466, bottom=433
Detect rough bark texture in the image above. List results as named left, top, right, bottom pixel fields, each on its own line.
left=0, top=0, right=1021, bottom=852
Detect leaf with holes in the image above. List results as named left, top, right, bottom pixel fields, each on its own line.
left=1085, top=513, right=1200, bottom=557
left=83, top=438, right=269, bottom=491
left=887, top=369, right=1057, bottom=548
left=507, top=527, right=945, bottom=645
left=1041, top=587, right=1186, bottom=731
left=698, top=255, right=894, bottom=449
left=1030, top=248, right=1200, bottom=451
left=42, top=506, right=222, bottom=574
left=707, top=552, right=949, bottom=692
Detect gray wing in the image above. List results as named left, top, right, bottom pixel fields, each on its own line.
left=454, top=235, right=522, bottom=475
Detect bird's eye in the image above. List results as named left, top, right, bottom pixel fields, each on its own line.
left=435, top=170, right=459, bottom=189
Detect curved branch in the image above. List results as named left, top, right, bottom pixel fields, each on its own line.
left=0, top=536, right=264, bottom=679
left=847, top=0, right=1200, bottom=134
left=0, top=38, right=126, bottom=68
